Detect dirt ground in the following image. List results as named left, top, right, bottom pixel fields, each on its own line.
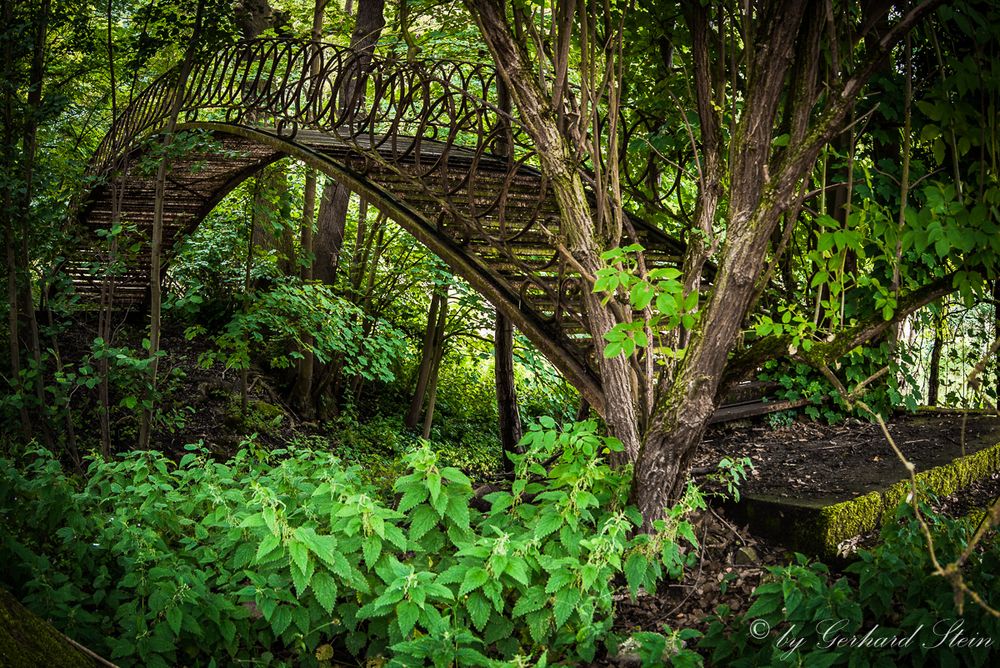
left=694, top=411, right=1000, bottom=502
left=611, top=412, right=1000, bottom=646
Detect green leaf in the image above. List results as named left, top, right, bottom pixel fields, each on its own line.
left=408, top=504, right=438, bottom=542
left=311, top=571, right=338, bottom=614
left=362, top=534, right=382, bottom=568
left=397, top=486, right=428, bottom=513
left=427, top=472, right=442, bottom=504
left=397, top=600, right=420, bottom=637
left=271, top=606, right=292, bottom=636
left=441, top=467, right=471, bottom=487
left=678, top=522, right=699, bottom=548
left=933, top=137, right=945, bottom=165
left=255, top=534, right=281, bottom=564
left=512, top=590, right=547, bottom=617
left=553, top=587, right=580, bottom=627
left=166, top=606, right=182, bottom=636
left=624, top=552, right=647, bottom=597
left=290, top=561, right=311, bottom=598
left=297, top=528, right=338, bottom=560
left=289, top=540, right=309, bottom=574
left=466, top=591, right=491, bottom=631
left=535, top=511, right=563, bottom=539
left=546, top=568, right=575, bottom=594
left=460, top=567, right=490, bottom=596
left=655, top=292, right=677, bottom=315
left=630, top=282, right=655, bottom=310
left=934, top=237, right=949, bottom=258
left=505, top=559, right=530, bottom=586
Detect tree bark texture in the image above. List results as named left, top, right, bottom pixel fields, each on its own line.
left=420, top=288, right=450, bottom=438
left=464, top=0, right=641, bottom=459
left=494, top=312, right=523, bottom=473
left=406, top=289, right=446, bottom=429
left=928, top=310, right=943, bottom=406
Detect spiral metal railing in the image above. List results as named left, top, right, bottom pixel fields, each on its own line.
left=72, top=39, right=688, bottom=410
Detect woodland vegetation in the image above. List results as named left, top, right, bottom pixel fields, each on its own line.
left=2, top=0, right=1000, bottom=665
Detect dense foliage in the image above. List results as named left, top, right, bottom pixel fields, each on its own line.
left=2, top=0, right=1000, bottom=664
left=702, top=502, right=1000, bottom=667
left=0, top=421, right=705, bottom=667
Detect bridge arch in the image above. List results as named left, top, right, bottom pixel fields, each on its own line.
left=68, top=39, right=687, bottom=416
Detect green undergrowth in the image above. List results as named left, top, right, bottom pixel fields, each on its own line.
left=701, top=500, right=1000, bottom=667
left=0, top=420, right=705, bottom=667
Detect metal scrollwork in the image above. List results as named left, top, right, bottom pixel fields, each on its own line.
left=78, top=38, right=686, bottom=408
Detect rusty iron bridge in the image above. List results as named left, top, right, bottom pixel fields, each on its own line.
left=69, top=39, right=787, bottom=418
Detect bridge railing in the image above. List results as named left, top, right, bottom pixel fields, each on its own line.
left=91, top=39, right=528, bottom=181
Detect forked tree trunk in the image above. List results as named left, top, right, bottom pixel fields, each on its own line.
left=465, top=0, right=943, bottom=523
left=406, top=288, right=447, bottom=430
left=421, top=294, right=450, bottom=439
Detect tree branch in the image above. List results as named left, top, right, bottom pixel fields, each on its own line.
left=722, top=273, right=957, bottom=388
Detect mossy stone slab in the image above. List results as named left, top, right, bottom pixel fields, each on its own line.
left=738, top=438, right=1000, bottom=559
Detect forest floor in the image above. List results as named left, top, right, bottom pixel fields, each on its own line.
left=610, top=413, right=1000, bottom=646
left=696, top=412, right=1000, bottom=502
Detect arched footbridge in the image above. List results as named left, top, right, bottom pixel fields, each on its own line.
left=69, top=39, right=781, bottom=418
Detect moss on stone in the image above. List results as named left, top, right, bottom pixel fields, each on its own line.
left=742, top=440, right=1000, bottom=559
left=0, top=588, right=101, bottom=667
left=224, top=396, right=286, bottom=434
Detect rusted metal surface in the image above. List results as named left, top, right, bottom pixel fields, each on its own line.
left=69, top=39, right=689, bottom=414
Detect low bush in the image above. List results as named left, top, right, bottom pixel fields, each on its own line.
left=700, top=500, right=1000, bottom=666
left=0, top=420, right=704, bottom=667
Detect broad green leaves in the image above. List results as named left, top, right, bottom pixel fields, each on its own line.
left=0, top=422, right=729, bottom=666
left=593, top=245, right=699, bottom=360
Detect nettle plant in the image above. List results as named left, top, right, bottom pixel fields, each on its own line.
left=191, top=279, right=406, bottom=382
left=593, top=244, right=700, bottom=359
left=1, top=419, right=706, bottom=667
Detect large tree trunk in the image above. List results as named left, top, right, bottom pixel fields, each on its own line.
left=494, top=312, right=522, bottom=473
left=634, top=0, right=817, bottom=521
left=313, top=181, right=351, bottom=285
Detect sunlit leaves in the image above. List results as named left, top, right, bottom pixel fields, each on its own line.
left=594, top=245, right=699, bottom=360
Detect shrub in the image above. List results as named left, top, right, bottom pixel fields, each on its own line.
left=700, top=501, right=1000, bottom=667
left=0, top=419, right=704, bottom=667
